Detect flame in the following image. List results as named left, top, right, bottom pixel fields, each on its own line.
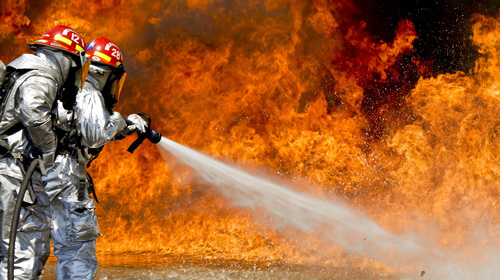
left=2, top=0, right=500, bottom=275
left=387, top=14, right=500, bottom=246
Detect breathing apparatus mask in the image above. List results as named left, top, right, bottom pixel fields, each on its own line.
left=60, top=50, right=90, bottom=110
left=95, top=62, right=127, bottom=111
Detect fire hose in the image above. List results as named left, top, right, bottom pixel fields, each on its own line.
left=127, top=112, right=162, bottom=153
left=7, top=112, right=160, bottom=279
left=8, top=157, right=45, bottom=280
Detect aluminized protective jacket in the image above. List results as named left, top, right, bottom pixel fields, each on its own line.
left=0, top=60, right=5, bottom=86
left=0, top=49, right=71, bottom=279
left=44, top=68, right=127, bottom=280
left=0, top=49, right=70, bottom=167
left=76, top=71, right=128, bottom=148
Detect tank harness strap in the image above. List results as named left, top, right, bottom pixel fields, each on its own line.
left=86, top=147, right=102, bottom=168
left=86, top=171, right=98, bottom=203
left=77, top=147, right=87, bottom=201
left=56, top=110, right=99, bottom=202
left=85, top=147, right=101, bottom=203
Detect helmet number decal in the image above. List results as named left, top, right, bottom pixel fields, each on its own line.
left=111, top=48, right=121, bottom=61
left=71, top=33, right=83, bottom=46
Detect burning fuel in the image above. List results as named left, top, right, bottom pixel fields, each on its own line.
left=3, top=0, right=500, bottom=279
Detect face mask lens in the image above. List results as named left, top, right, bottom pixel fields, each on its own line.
left=75, top=58, right=90, bottom=91
left=75, top=50, right=90, bottom=90
left=110, top=72, right=126, bottom=102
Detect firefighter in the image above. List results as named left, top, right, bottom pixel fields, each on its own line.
left=0, top=25, right=89, bottom=279
left=43, top=37, right=147, bottom=279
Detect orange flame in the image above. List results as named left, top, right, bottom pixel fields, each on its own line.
left=2, top=0, right=500, bottom=275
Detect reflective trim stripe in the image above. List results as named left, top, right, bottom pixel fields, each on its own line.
left=75, top=45, right=83, bottom=52
left=54, top=35, right=72, bottom=46
left=94, top=51, right=111, bottom=62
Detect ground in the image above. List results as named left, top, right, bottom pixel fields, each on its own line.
left=41, top=254, right=398, bottom=280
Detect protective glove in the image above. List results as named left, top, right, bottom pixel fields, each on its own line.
left=125, top=114, right=148, bottom=134
left=56, top=101, right=73, bottom=126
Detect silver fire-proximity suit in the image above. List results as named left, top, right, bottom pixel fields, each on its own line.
left=0, top=49, right=74, bottom=279
left=44, top=63, right=146, bottom=280
left=0, top=60, right=5, bottom=86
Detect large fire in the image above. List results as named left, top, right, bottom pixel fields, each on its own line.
left=2, top=0, right=500, bottom=276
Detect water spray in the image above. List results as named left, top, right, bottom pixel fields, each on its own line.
left=157, top=138, right=437, bottom=272
left=156, top=137, right=500, bottom=279
left=127, top=112, right=162, bottom=153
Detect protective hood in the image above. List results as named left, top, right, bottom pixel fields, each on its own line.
left=84, top=64, right=110, bottom=92
left=36, top=48, right=72, bottom=87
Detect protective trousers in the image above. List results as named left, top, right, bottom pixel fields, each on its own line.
left=0, top=158, right=51, bottom=280
left=45, top=154, right=100, bottom=280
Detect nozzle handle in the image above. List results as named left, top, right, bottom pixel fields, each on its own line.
left=138, top=112, right=151, bottom=126
left=127, top=135, right=145, bottom=153
left=127, top=112, right=162, bottom=153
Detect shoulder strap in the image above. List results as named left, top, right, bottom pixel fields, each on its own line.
left=77, top=148, right=87, bottom=201
left=0, top=69, right=33, bottom=155
left=0, top=68, right=33, bottom=124
left=1, top=67, right=30, bottom=95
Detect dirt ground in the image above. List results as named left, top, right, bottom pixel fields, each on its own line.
left=41, top=254, right=400, bottom=280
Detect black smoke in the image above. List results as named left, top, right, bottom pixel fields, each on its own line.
left=353, top=0, right=500, bottom=74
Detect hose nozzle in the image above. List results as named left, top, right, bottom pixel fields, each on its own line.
left=127, top=112, right=162, bottom=153
left=150, top=130, right=162, bottom=143
left=145, top=128, right=162, bottom=144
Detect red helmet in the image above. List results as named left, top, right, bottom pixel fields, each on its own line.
left=86, top=37, right=127, bottom=107
left=28, top=25, right=86, bottom=56
left=85, top=37, right=123, bottom=68
left=28, top=25, right=90, bottom=96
